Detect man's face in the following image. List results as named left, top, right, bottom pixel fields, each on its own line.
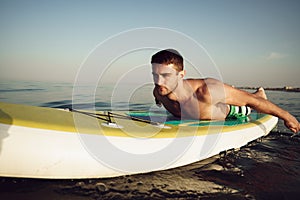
left=152, top=63, right=181, bottom=96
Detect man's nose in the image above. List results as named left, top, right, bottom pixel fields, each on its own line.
left=156, top=76, right=164, bottom=85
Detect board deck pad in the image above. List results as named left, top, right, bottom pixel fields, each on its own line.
left=128, top=111, right=264, bottom=127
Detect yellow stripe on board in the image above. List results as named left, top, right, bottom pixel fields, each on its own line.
left=0, top=102, right=275, bottom=138
left=0, top=102, right=78, bottom=132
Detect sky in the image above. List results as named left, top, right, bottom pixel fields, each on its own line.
left=0, top=0, right=300, bottom=87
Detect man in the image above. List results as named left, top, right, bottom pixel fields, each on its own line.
left=151, top=49, right=300, bottom=133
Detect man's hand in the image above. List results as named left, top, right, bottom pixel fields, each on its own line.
left=284, top=116, right=300, bottom=133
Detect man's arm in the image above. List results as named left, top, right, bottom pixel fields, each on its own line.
left=206, top=78, right=300, bottom=133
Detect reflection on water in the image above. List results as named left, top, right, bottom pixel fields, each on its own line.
left=0, top=81, right=300, bottom=199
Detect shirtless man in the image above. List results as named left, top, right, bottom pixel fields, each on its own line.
left=151, top=49, right=300, bottom=133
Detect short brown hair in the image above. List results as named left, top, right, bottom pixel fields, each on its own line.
left=151, top=49, right=184, bottom=72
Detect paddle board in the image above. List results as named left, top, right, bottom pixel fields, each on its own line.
left=0, top=102, right=278, bottom=179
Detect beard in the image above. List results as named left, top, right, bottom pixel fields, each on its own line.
left=158, top=86, right=170, bottom=95
left=154, top=84, right=169, bottom=96
left=155, top=83, right=178, bottom=96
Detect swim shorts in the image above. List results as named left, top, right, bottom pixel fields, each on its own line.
left=226, top=105, right=251, bottom=119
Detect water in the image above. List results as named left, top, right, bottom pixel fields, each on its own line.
left=0, top=80, right=300, bottom=200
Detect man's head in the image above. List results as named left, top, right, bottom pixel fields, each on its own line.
left=151, top=49, right=185, bottom=95
left=151, top=49, right=184, bottom=72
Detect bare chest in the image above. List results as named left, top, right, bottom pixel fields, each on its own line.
left=161, top=95, right=227, bottom=120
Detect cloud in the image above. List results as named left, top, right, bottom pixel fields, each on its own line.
left=265, top=52, right=287, bottom=60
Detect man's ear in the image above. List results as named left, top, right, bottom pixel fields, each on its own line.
left=179, top=70, right=186, bottom=78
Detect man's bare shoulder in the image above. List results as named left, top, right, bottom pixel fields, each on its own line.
left=186, top=78, right=225, bottom=101
left=186, top=78, right=205, bottom=88
left=186, top=78, right=220, bottom=92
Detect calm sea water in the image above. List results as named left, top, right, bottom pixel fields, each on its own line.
left=0, top=80, right=300, bottom=199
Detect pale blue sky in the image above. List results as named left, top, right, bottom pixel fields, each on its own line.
left=1, top=0, right=299, bottom=87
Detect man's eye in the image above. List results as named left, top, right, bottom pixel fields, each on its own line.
left=152, top=74, right=158, bottom=78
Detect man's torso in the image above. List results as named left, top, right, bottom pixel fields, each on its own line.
left=154, top=79, right=229, bottom=120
